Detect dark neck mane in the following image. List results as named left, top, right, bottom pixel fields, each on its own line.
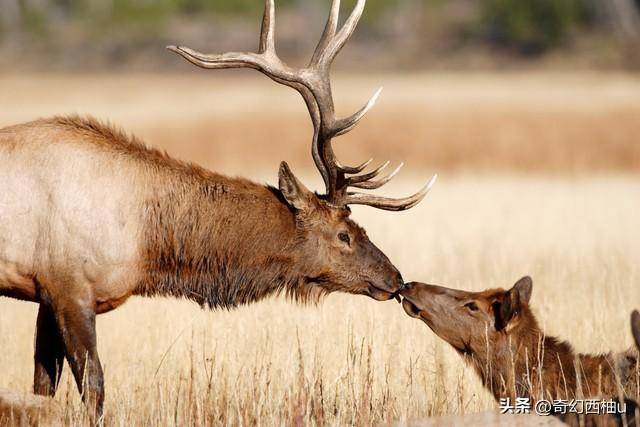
left=134, top=169, right=321, bottom=309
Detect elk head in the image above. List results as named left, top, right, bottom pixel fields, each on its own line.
left=168, top=0, right=436, bottom=301
left=400, top=277, right=534, bottom=355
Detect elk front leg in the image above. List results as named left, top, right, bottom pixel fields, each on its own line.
left=55, top=299, right=104, bottom=421
left=33, top=304, right=65, bottom=396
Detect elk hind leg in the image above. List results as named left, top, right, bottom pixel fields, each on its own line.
left=55, top=300, right=104, bottom=421
left=33, top=303, right=66, bottom=396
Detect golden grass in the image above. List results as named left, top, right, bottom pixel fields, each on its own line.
left=1, top=72, right=639, bottom=174
left=1, top=73, right=639, bottom=424
left=1, top=175, right=639, bottom=425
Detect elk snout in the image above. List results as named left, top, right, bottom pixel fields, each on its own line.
left=399, top=282, right=433, bottom=309
left=366, top=270, right=404, bottom=301
left=401, top=282, right=461, bottom=299
left=399, top=281, right=420, bottom=297
left=400, top=282, right=425, bottom=318
left=402, top=281, right=415, bottom=291
left=386, top=271, right=405, bottom=293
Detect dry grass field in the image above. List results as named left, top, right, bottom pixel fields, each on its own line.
left=0, top=73, right=639, bottom=425
left=1, top=72, right=639, bottom=174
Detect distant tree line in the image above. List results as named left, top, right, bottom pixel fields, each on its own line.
left=0, top=0, right=638, bottom=66
left=480, top=0, right=640, bottom=53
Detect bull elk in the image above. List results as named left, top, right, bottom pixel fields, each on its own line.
left=400, top=278, right=640, bottom=424
left=0, top=0, right=435, bottom=419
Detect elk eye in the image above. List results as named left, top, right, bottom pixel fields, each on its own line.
left=464, top=302, right=479, bottom=311
left=338, top=232, right=351, bottom=245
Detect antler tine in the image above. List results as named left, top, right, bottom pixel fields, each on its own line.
left=168, top=1, right=296, bottom=84
left=166, top=46, right=260, bottom=70
left=317, top=0, right=366, bottom=69
left=346, top=174, right=438, bottom=212
left=167, top=43, right=322, bottom=143
left=337, top=158, right=373, bottom=174
left=348, top=161, right=390, bottom=185
left=259, top=0, right=276, bottom=54
left=334, top=87, right=383, bottom=137
left=350, top=163, right=403, bottom=189
left=311, top=0, right=341, bottom=66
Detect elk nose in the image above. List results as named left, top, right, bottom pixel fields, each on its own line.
left=384, top=271, right=405, bottom=293
left=399, top=282, right=417, bottom=296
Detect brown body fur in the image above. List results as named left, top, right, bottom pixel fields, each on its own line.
left=0, top=116, right=405, bottom=419
left=136, top=158, right=321, bottom=308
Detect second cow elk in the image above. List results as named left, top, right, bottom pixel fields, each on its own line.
left=0, top=0, right=435, bottom=419
left=401, top=278, right=640, bottom=425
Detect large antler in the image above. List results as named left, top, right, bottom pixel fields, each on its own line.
left=167, top=0, right=436, bottom=211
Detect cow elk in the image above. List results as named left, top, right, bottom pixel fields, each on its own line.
left=400, top=278, right=640, bottom=419
left=0, top=0, right=435, bottom=419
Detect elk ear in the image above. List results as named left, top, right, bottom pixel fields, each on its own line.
left=495, top=276, right=533, bottom=331
left=279, top=161, right=314, bottom=212
left=631, top=310, right=640, bottom=351
left=511, top=276, right=533, bottom=305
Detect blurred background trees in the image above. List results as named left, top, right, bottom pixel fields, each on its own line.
left=0, top=0, right=638, bottom=71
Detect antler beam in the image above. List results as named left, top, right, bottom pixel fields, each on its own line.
left=168, top=0, right=436, bottom=211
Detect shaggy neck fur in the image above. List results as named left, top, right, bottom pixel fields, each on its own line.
left=134, top=171, right=325, bottom=308
left=468, top=308, right=639, bottom=402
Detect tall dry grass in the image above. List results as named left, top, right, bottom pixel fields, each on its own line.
left=1, top=73, right=639, bottom=425
left=1, top=73, right=639, bottom=175
left=1, top=176, right=639, bottom=425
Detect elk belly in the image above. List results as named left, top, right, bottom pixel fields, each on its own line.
left=0, top=259, right=37, bottom=301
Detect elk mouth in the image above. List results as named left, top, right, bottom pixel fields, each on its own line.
left=366, top=281, right=399, bottom=302
left=402, top=299, right=474, bottom=357
left=305, top=277, right=398, bottom=301
left=401, top=298, right=423, bottom=318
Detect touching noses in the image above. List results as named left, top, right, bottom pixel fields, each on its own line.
left=387, top=271, right=405, bottom=292
left=399, top=281, right=418, bottom=297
